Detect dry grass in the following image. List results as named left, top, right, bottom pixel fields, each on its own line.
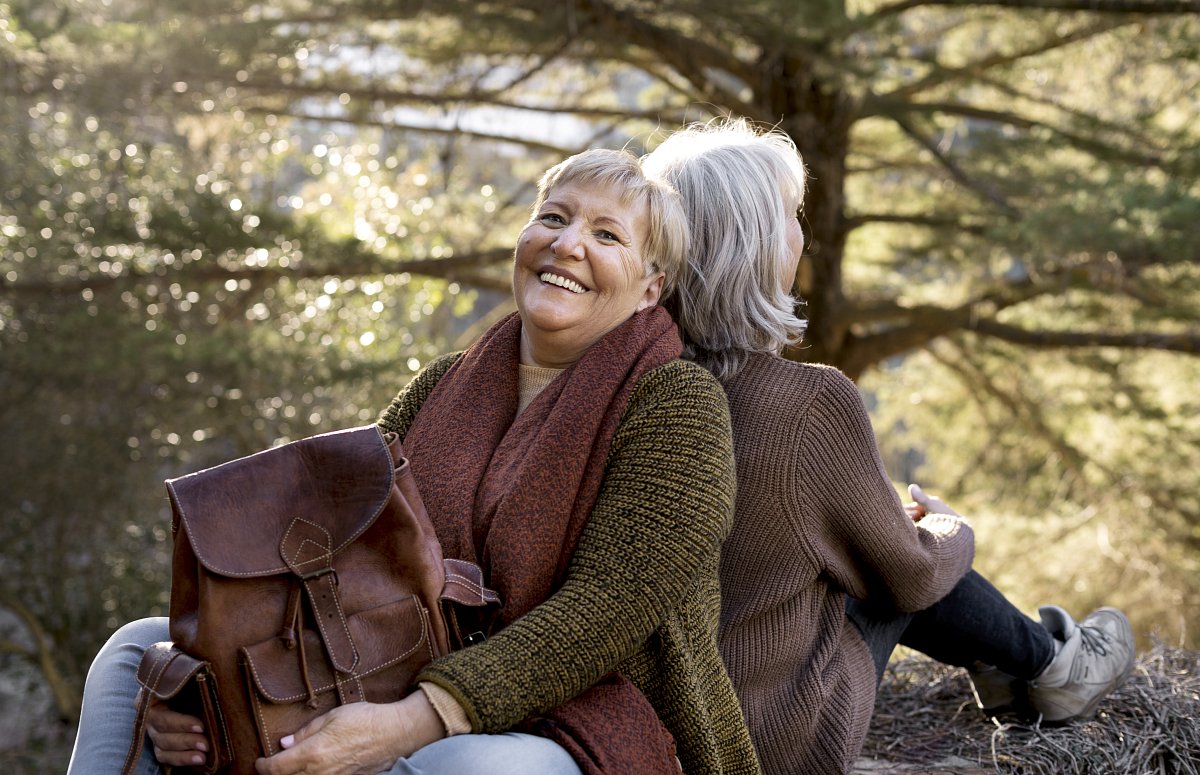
left=856, top=643, right=1200, bottom=775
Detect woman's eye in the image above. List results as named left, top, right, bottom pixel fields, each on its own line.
left=539, top=213, right=566, bottom=225
left=596, top=230, right=619, bottom=243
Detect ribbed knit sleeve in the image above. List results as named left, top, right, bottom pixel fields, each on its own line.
left=415, top=360, right=737, bottom=734
left=799, top=367, right=974, bottom=612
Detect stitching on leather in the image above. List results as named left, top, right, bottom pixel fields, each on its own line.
left=171, top=427, right=397, bottom=578
left=208, top=670, right=234, bottom=766
left=282, top=520, right=333, bottom=566
left=241, top=612, right=431, bottom=703
left=248, top=680, right=273, bottom=756
left=307, top=574, right=358, bottom=673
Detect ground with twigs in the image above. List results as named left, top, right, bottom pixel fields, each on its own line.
left=853, top=644, right=1200, bottom=775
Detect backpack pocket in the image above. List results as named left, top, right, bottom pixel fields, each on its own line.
left=135, top=642, right=232, bottom=774
left=239, top=594, right=436, bottom=756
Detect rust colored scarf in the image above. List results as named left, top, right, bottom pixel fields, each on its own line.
left=404, top=306, right=682, bottom=774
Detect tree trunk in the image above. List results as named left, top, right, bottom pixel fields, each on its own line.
left=761, top=51, right=858, bottom=372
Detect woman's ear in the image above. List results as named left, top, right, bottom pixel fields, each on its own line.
left=637, top=271, right=667, bottom=311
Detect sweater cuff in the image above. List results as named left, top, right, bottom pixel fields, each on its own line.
left=418, top=682, right=472, bottom=736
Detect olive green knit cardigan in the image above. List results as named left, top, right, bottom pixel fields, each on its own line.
left=377, top=353, right=760, bottom=775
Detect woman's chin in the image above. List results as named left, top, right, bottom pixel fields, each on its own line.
left=519, top=300, right=586, bottom=334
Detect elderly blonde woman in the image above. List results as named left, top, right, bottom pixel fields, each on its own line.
left=67, top=149, right=760, bottom=775
left=642, top=120, right=1136, bottom=775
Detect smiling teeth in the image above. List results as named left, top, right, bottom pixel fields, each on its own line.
left=540, top=272, right=585, bottom=294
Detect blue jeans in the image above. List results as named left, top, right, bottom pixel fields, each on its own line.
left=845, top=570, right=1057, bottom=686
left=66, top=617, right=581, bottom=775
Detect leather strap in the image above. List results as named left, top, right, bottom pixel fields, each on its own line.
left=442, top=558, right=502, bottom=608
left=280, top=517, right=359, bottom=673
left=121, top=644, right=179, bottom=775
left=121, top=681, right=156, bottom=775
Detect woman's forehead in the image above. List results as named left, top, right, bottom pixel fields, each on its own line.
left=546, top=181, right=648, bottom=219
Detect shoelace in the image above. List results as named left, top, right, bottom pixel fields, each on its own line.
left=1078, top=624, right=1112, bottom=657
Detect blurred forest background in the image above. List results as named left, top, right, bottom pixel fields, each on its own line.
left=1, top=0, right=1198, bottom=770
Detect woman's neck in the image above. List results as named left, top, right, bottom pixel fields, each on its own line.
left=518, top=328, right=593, bottom=369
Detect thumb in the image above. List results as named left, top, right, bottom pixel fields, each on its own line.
left=280, top=712, right=331, bottom=749
left=908, top=483, right=926, bottom=504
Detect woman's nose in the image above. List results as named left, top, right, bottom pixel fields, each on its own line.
left=551, top=223, right=585, bottom=260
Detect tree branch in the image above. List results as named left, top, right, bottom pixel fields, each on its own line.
left=942, top=344, right=1089, bottom=475
left=890, top=114, right=1020, bottom=217
left=968, top=321, right=1200, bottom=353
left=832, top=250, right=1182, bottom=374
left=0, top=594, right=79, bottom=721
left=572, top=0, right=763, bottom=120
left=936, top=342, right=1200, bottom=550
left=971, top=70, right=1170, bottom=141
left=836, top=277, right=1059, bottom=377
left=237, top=107, right=578, bottom=157
left=0, top=248, right=515, bottom=298
left=845, top=211, right=988, bottom=234
left=215, top=76, right=689, bottom=124
left=871, top=0, right=1200, bottom=19
left=867, top=98, right=1173, bottom=171
left=881, top=19, right=1129, bottom=100
left=0, top=639, right=34, bottom=656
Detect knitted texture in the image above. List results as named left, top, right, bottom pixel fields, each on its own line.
left=718, top=352, right=975, bottom=775
left=377, top=353, right=761, bottom=775
left=516, top=363, right=563, bottom=415
left=401, top=308, right=683, bottom=773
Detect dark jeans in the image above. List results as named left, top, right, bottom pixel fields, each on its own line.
left=845, top=570, right=1056, bottom=686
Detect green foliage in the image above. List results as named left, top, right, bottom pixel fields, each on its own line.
left=1, top=0, right=1198, bottom=765
left=865, top=341, right=1200, bottom=647
left=0, top=2, right=515, bottom=758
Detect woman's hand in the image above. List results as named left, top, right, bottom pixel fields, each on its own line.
left=254, top=692, right=446, bottom=775
left=140, top=691, right=210, bottom=768
left=905, top=483, right=962, bottom=522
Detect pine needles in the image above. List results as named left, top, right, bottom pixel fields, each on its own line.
left=857, top=644, right=1200, bottom=775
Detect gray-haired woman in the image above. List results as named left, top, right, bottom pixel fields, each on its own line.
left=642, top=119, right=1136, bottom=775
left=67, top=148, right=760, bottom=775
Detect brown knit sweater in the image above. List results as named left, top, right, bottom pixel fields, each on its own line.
left=717, top=352, right=974, bottom=775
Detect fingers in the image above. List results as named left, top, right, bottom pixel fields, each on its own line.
left=148, top=703, right=206, bottom=734
left=150, top=734, right=210, bottom=768
left=146, top=700, right=209, bottom=768
left=907, top=483, right=961, bottom=518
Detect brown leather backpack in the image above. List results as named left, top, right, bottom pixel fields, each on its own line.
left=122, top=425, right=499, bottom=775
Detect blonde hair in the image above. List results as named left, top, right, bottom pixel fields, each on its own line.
left=642, top=119, right=808, bottom=379
left=532, top=148, right=688, bottom=297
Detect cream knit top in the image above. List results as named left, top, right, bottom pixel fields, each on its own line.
left=718, top=352, right=974, bottom=775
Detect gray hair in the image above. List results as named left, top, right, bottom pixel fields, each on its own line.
left=641, top=119, right=808, bottom=380
left=532, top=148, right=688, bottom=297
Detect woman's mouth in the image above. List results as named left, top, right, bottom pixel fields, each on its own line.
left=539, top=271, right=586, bottom=294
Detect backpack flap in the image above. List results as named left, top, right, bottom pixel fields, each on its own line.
left=165, top=426, right=394, bottom=578
left=137, top=641, right=210, bottom=700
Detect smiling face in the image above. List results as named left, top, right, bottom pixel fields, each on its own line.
left=513, top=180, right=665, bottom=368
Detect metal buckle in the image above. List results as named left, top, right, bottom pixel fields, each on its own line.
left=300, top=566, right=337, bottom=583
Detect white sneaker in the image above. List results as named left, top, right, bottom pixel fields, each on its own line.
left=1029, top=605, right=1136, bottom=723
